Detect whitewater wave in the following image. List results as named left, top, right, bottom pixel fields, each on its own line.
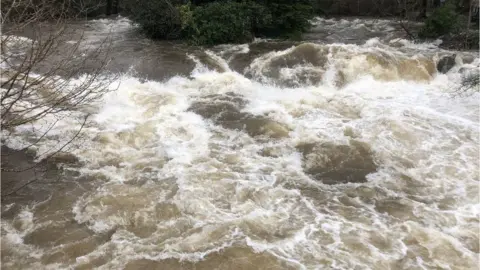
left=2, top=17, right=479, bottom=270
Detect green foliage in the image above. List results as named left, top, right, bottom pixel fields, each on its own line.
left=419, top=2, right=459, bottom=38
left=179, top=2, right=195, bottom=31
left=126, top=0, right=182, bottom=39
left=127, top=0, right=315, bottom=45
left=254, top=0, right=314, bottom=38
left=181, top=0, right=313, bottom=45
left=182, top=1, right=256, bottom=45
left=464, top=31, right=479, bottom=49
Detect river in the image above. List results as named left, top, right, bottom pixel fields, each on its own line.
left=1, top=17, right=479, bottom=270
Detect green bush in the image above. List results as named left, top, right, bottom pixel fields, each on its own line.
left=464, top=31, right=480, bottom=49
left=419, top=2, right=459, bottom=38
left=127, top=0, right=315, bottom=45
left=254, top=0, right=315, bottom=39
left=126, top=0, right=182, bottom=39
left=182, top=1, right=257, bottom=45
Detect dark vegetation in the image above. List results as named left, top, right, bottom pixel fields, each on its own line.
left=418, top=0, right=479, bottom=50
left=125, top=0, right=183, bottom=39
left=6, top=0, right=476, bottom=47
left=123, top=0, right=315, bottom=45
left=420, top=2, right=460, bottom=37
left=117, top=0, right=480, bottom=47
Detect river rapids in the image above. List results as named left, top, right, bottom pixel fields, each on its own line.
left=1, top=17, right=479, bottom=270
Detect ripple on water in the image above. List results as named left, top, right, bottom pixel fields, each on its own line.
left=123, top=246, right=298, bottom=270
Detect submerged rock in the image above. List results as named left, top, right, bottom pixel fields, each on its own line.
left=297, top=140, right=377, bottom=185
left=437, top=54, right=456, bottom=74
left=189, top=93, right=290, bottom=139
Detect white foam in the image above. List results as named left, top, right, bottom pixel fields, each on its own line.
left=3, top=21, right=480, bottom=269
left=88, top=16, right=137, bottom=33
left=216, top=44, right=250, bottom=62
left=204, top=50, right=232, bottom=72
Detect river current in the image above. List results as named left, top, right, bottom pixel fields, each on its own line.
left=1, top=17, right=479, bottom=270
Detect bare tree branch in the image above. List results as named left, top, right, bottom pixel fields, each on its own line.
left=1, top=0, right=117, bottom=195
left=452, top=71, right=480, bottom=96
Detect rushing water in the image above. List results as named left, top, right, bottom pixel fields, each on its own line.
left=1, top=17, right=479, bottom=270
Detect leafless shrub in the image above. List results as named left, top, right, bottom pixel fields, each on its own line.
left=1, top=0, right=117, bottom=195
left=452, top=71, right=480, bottom=96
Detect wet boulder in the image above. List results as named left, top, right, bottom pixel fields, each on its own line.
left=297, top=140, right=377, bottom=185
left=437, top=54, right=456, bottom=74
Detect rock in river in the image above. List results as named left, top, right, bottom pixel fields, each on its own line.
left=437, top=54, right=456, bottom=74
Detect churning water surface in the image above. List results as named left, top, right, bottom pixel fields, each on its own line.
left=1, top=17, right=479, bottom=270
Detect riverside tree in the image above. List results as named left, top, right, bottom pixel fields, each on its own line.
left=1, top=0, right=116, bottom=197
left=126, top=0, right=315, bottom=45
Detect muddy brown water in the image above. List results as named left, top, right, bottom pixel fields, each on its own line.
left=1, top=16, right=479, bottom=270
